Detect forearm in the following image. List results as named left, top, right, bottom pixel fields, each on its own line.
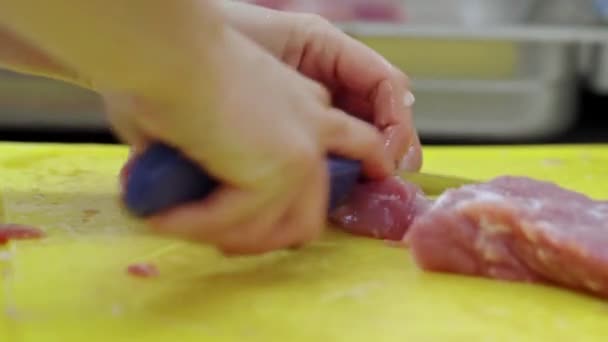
left=0, top=0, right=226, bottom=98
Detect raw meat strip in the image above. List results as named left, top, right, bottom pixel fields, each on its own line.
left=0, top=224, right=45, bottom=245
left=330, top=176, right=430, bottom=241
left=407, top=176, right=608, bottom=298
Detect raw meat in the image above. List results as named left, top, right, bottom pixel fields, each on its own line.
left=127, top=263, right=159, bottom=278
left=330, top=174, right=608, bottom=298
left=0, top=224, right=45, bottom=245
left=330, top=176, right=430, bottom=241
left=407, top=176, right=608, bottom=298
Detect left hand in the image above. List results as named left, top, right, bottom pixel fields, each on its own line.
left=223, top=2, right=422, bottom=172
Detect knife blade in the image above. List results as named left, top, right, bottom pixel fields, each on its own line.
left=399, top=171, right=476, bottom=196
left=123, top=143, right=474, bottom=218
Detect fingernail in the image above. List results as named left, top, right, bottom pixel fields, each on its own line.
left=399, top=145, right=420, bottom=171
left=403, top=91, right=416, bottom=107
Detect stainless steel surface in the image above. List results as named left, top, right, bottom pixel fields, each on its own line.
left=400, top=0, right=538, bottom=26
left=340, top=22, right=608, bottom=42
left=0, top=70, right=104, bottom=129
left=531, top=0, right=600, bottom=25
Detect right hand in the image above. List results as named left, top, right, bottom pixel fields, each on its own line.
left=115, top=28, right=393, bottom=255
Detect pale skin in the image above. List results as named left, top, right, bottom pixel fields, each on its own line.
left=0, top=1, right=421, bottom=255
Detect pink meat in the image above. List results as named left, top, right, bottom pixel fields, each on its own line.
left=127, top=263, right=159, bottom=278
left=330, top=176, right=430, bottom=241
left=0, top=224, right=45, bottom=245
left=407, top=176, right=608, bottom=298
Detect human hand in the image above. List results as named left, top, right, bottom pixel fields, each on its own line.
left=224, top=2, right=422, bottom=171
left=116, top=28, right=392, bottom=255
left=0, top=1, right=409, bottom=255
left=0, top=26, right=91, bottom=88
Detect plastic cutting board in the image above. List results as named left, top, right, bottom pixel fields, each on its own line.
left=1, top=142, right=608, bottom=342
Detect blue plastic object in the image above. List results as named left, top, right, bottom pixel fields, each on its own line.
left=124, top=143, right=363, bottom=217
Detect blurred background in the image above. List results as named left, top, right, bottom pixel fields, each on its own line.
left=1, top=0, right=608, bottom=145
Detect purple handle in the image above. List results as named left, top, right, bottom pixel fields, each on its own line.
left=123, top=143, right=362, bottom=217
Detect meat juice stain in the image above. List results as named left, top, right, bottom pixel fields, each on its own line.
left=0, top=224, right=45, bottom=245
left=127, top=263, right=159, bottom=278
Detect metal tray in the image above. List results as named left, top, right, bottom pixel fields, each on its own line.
left=400, top=0, right=537, bottom=26
left=344, top=23, right=608, bottom=82
left=340, top=23, right=608, bottom=140
left=356, top=36, right=579, bottom=82
left=0, top=71, right=104, bottom=129
left=411, top=79, right=578, bottom=140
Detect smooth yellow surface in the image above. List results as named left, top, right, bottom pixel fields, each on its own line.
left=1, top=143, right=608, bottom=342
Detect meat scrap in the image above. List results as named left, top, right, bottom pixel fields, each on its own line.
left=127, top=263, right=159, bottom=278
left=0, top=224, right=45, bottom=245
left=330, top=177, right=430, bottom=241
left=331, top=175, right=608, bottom=299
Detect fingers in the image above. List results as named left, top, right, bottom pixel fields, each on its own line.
left=202, top=183, right=299, bottom=253
left=322, top=108, right=392, bottom=180
left=264, top=158, right=327, bottom=249
left=146, top=185, right=279, bottom=240
left=291, top=20, right=421, bottom=172
left=218, top=160, right=328, bottom=255
left=147, top=147, right=328, bottom=255
left=368, top=72, right=422, bottom=171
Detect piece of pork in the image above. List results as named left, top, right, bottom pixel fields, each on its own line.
left=330, top=176, right=430, bottom=241
left=407, top=176, right=608, bottom=298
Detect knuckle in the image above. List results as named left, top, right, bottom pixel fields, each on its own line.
left=298, top=13, right=333, bottom=32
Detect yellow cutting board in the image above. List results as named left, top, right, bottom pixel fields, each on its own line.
left=1, top=142, right=608, bottom=342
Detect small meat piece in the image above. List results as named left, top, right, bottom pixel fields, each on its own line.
left=407, top=176, right=608, bottom=298
left=127, top=263, right=159, bottom=278
left=0, top=224, right=45, bottom=245
left=330, top=177, right=431, bottom=241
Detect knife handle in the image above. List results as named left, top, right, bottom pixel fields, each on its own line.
left=123, top=143, right=362, bottom=217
